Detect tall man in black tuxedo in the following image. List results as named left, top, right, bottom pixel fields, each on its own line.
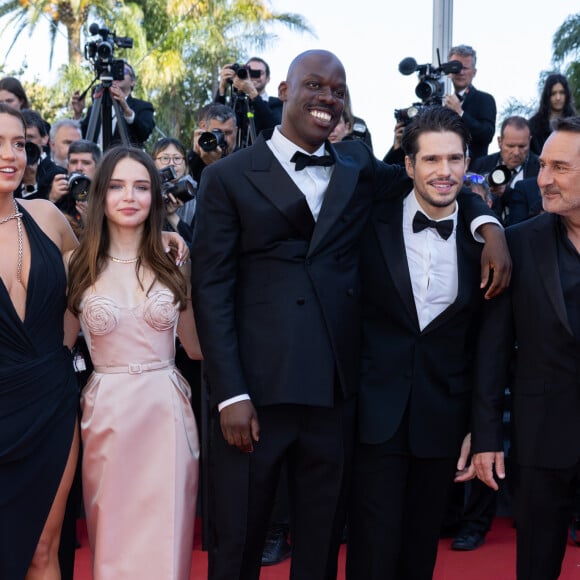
left=346, top=107, right=496, bottom=579
left=444, top=44, right=496, bottom=162
left=192, top=50, right=509, bottom=580
left=472, top=116, right=580, bottom=580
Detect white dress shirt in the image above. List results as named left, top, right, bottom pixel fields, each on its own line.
left=403, top=191, right=459, bottom=331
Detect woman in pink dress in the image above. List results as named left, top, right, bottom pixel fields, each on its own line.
left=67, top=146, right=201, bottom=579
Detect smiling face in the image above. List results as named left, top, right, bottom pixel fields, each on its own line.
left=405, top=131, right=468, bottom=219
left=0, top=112, right=26, bottom=195
left=104, top=157, right=152, bottom=230
left=538, top=130, right=580, bottom=219
left=278, top=50, right=347, bottom=152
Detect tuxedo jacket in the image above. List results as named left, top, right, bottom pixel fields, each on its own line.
left=461, top=85, right=496, bottom=161
left=358, top=191, right=485, bottom=456
left=509, top=177, right=542, bottom=225
left=81, top=95, right=155, bottom=148
left=191, top=132, right=407, bottom=410
left=472, top=213, right=580, bottom=469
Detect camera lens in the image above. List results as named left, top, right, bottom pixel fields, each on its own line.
left=198, top=132, right=218, bottom=152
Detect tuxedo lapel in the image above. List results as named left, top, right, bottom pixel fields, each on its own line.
left=422, top=216, right=478, bottom=334
left=308, top=149, right=360, bottom=254
left=531, top=215, right=572, bottom=335
left=244, top=138, right=315, bottom=240
left=374, top=199, right=419, bottom=329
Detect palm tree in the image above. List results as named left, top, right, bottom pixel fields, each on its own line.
left=0, top=0, right=122, bottom=66
left=552, top=11, right=580, bottom=108
left=137, top=0, right=313, bottom=140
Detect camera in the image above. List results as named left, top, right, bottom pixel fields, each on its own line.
left=25, top=142, right=41, bottom=166
left=84, top=23, right=133, bottom=81
left=486, top=165, right=512, bottom=188
left=394, top=51, right=462, bottom=125
left=67, top=173, right=92, bottom=201
left=198, top=129, right=227, bottom=154
left=228, top=63, right=262, bottom=81
left=159, top=166, right=197, bottom=204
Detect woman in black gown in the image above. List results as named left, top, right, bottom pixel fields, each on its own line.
left=0, top=104, right=80, bottom=578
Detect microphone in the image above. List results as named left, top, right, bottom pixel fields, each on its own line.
left=398, top=57, right=418, bottom=76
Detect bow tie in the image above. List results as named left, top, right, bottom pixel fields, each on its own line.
left=412, top=211, right=454, bottom=240
left=291, top=151, right=335, bottom=171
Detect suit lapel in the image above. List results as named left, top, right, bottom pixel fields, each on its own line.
left=374, top=198, right=420, bottom=329
left=244, top=137, right=315, bottom=240
left=422, top=215, right=478, bottom=334
left=308, top=147, right=360, bottom=254
left=531, top=215, right=572, bottom=334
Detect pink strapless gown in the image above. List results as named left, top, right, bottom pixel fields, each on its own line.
left=79, top=289, right=199, bottom=580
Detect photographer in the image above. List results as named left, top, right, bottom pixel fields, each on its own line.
left=54, top=140, right=102, bottom=237
left=72, top=61, right=155, bottom=149
left=470, top=116, right=539, bottom=225
left=443, top=44, right=496, bottom=161
left=188, top=104, right=237, bottom=183
left=152, top=137, right=195, bottom=244
left=215, top=57, right=282, bottom=140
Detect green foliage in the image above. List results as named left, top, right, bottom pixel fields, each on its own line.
left=552, top=12, right=580, bottom=110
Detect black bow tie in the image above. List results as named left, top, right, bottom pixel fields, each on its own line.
left=412, top=211, right=454, bottom=240
left=291, top=151, right=335, bottom=171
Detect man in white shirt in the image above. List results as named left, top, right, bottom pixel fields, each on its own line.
left=347, top=106, right=493, bottom=580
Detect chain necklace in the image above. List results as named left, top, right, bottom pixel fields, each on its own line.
left=107, top=255, right=139, bottom=264
left=0, top=199, right=24, bottom=283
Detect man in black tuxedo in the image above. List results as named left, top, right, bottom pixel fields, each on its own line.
left=443, top=44, right=496, bottom=161
left=72, top=61, right=155, bottom=149
left=346, top=106, right=495, bottom=580
left=470, top=116, right=540, bottom=224
left=472, top=116, right=580, bottom=580
left=192, top=50, right=509, bottom=580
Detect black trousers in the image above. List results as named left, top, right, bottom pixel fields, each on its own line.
left=515, top=462, right=580, bottom=580
left=347, top=441, right=456, bottom=580
left=208, top=398, right=356, bottom=580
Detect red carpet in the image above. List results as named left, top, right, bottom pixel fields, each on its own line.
left=73, top=517, right=580, bottom=579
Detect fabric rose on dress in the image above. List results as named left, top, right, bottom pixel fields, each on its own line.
left=143, top=290, right=179, bottom=331
left=81, top=295, right=120, bottom=335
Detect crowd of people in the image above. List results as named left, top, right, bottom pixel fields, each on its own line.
left=0, top=42, right=578, bottom=580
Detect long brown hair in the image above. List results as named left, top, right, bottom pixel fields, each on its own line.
left=67, top=146, right=187, bottom=314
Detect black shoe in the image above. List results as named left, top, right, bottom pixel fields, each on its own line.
left=451, top=530, right=486, bottom=551
left=261, top=526, right=291, bottom=566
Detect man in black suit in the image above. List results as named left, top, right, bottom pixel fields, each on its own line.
left=470, top=116, right=540, bottom=224
left=192, top=50, right=509, bottom=580
left=443, top=44, right=496, bottom=162
left=508, top=176, right=542, bottom=225
left=72, top=61, right=155, bottom=149
left=472, top=116, right=580, bottom=580
left=346, top=106, right=494, bottom=580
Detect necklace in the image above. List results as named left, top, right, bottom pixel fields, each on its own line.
left=108, top=255, right=139, bottom=264
left=0, top=200, right=24, bottom=283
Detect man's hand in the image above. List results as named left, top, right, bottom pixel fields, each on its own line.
left=473, top=451, right=505, bottom=491
left=218, top=64, right=236, bottom=95
left=444, top=93, right=463, bottom=116
left=454, top=432, right=476, bottom=482
left=392, top=120, right=405, bottom=151
left=478, top=223, right=512, bottom=299
left=109, top=84, right=133, bottom=117
left=220, top=400, right=260, bottom=452
left=49, top=174, right=69, bottom=203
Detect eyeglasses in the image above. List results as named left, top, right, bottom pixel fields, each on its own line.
left=464, top=173, right=485, bottom=185
left=156, top=155, right=185, bottom=165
